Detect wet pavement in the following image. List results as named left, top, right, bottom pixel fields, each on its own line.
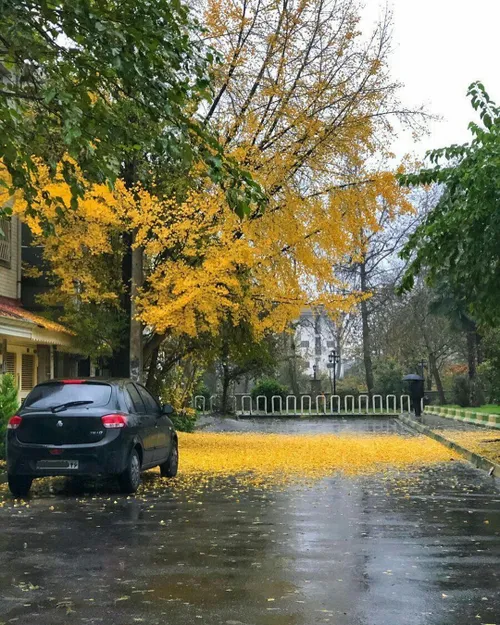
left=1, top=418, right=500, bottom=625
left=416, top=413, right=489, bottom=432
left=197, top=415, right=412, bottom=434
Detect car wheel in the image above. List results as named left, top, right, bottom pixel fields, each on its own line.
left=160, top=440, right=179, bottom=478
left=8, top=474, right=33, bottom=498
left=118, top=449, right=141, bottom=494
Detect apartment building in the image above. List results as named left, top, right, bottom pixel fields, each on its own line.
left=296, top=308, right=346, bottom=380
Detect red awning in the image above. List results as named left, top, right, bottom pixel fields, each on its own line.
left=0, top=297, right=72, bottom=335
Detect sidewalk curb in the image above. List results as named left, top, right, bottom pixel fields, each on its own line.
left=399, top=414, right=500, bottom=478
left=425, top=406, right=500, bottom=429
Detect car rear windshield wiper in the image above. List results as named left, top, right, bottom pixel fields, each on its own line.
left=51, top=400, right=94, bottom=413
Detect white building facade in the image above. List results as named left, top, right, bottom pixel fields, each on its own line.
left=0, top=214, right=81, bottom=399
left=295, top=308, right=345, bottom=381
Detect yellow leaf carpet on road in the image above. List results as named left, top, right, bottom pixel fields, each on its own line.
left=167, top=432, right=458, bottom=486
left=0, top=432, right=460, bottom=501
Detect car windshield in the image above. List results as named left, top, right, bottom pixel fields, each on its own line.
left=24, top=383, right=112, bottom=410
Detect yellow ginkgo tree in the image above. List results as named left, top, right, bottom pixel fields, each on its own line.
left=11, top=0, right=421, bottom=391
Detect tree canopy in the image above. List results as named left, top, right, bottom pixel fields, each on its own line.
left=0, top=0, right=263, bottom=215
left=400, top=82, right=500, bottom=326
left=3, top=0, right=421, bottom=392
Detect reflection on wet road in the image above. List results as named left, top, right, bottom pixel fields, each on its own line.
left=197, top=415, right=412, bottom=434
left=0, top=418, right=499, bottom=625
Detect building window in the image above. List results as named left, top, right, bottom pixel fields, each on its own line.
left=0, top=217, right=11, bottom=265
left=315, top=336, right=321, bottom=355
left=21, top=353, right=35, bottom=392
left=327, top=340, right=335, bottom=348
left=300, top=341, right=309, bottom=348
left=4, top=352, right=16, bottom=375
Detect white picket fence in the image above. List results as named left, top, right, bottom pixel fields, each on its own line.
left=193, top=394, right=415, bottom=416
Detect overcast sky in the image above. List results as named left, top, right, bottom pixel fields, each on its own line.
left=364, top=0, right=500, bottom=160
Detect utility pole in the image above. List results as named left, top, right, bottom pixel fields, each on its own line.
left=129, top=234, right=143, bottom=382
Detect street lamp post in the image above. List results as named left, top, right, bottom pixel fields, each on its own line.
left=312, top=364, right=317, bottom=380
left=418, top=359, right=431, bottom=390
left=328, top=350, right=340, bottom=396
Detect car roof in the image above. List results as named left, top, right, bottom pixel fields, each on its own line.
left=39, top=378, right=135, bottom=385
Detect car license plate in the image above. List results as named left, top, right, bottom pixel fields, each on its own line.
left=36, top=459, right=79, bottom=470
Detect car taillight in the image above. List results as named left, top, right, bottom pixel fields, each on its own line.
left=101, top=414, right=128, bottom=429
left=7, top=415, right=22, bottom=429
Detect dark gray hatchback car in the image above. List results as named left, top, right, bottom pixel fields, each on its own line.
left=6, top=378, right=178, bottom=497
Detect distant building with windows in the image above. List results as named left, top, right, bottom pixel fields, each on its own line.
left=295, top=308, right=346, bottom=380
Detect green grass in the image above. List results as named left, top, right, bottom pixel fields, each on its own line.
left=443, top=404, right=500, bottom=414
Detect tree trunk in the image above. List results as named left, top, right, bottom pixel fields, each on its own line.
left=335, top=331, right=342, bottom=381
left=359, top=262, right=374, bottom=397
left=288, top=335, right=300, bottom=396
left=129, top=239, right=143, bottom=382
left=429, top=352, right=445, bottom=404
left=109, top=231, right=131, bottom=377
left=466, top=329, right=476, bottom=380
left=476, top=330, right=483, bottom=365
left=221, top=363, right=230, bottom=414
left=145, top=345, right=159, bottom=391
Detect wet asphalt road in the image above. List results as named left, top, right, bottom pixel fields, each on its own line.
left=1, top=418, right=500, bottom=625
left=197, top=415, right=413, bottom=434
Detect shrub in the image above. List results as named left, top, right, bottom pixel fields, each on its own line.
left=335, top=379, right=361, bottom=400
left=477, top=361, right=500, bottom=403
left=451, top=374, right=471, bottom=407
left=0, top=374, right=19, bottom=459
left=194, top=381, right=211, bottom=404
left=169, top=410, right=197, bottom=433
left=158, top=363, right=200, bottom=432
left=373, top=360, right=404, bottom=396
left=251, top=378, right=288, bottom=412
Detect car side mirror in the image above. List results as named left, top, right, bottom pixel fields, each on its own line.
left=162, top=403, right=174, bottom=415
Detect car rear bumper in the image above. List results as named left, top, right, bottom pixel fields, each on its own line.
left=6, top=433, right=129, bottom=477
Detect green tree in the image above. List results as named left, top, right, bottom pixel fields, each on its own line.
left=373, top=360, right=404, bottom=396
left=251, top=379, right=288, bottom=413
left=1, top=0, right=265, bottom=383
left=0, top=0, right=263, bottom=215
left=0, top=373, right=19, bottom=459
left=218, top=324, right=277, bottom=414
left=477, top=327, right=500, bottom=404
left=400, top=82, right=500, bottom=326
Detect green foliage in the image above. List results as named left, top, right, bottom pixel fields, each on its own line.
left=0, top=0, right=264, bottom=216
left=373, top=360, right=404, bottom=396
left=169, top=411, right=197, bottom=433
left=0, top=373, right=19, bottom=458
left=478, top=361, right=500, bottom=404
left=251, top=378, right=288, bottom=412
left=335, top=380, right=361, bottom=401
left=399, top=83, right=500, bottom=326
left=61, top=302, right=128, bottom=361
left=445, top=403, right=500, bottom=414
left=476, top=327, right=500, bottom=403
left=217, top=322, right=278, bottom=400
left=194, top=381, right=211, bottom=404
left=451, top=375, right=471, bottom=407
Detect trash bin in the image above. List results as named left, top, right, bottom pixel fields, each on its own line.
left=403, top=374, right=425, bottom=417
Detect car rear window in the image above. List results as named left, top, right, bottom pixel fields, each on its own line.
left=24, top=382, right=112, bottom=409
